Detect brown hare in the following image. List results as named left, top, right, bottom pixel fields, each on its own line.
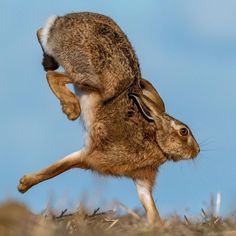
left=18, top=12, right=200, bottom=225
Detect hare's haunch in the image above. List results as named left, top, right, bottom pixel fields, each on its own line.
left=18, top=12, right=200, bottom=225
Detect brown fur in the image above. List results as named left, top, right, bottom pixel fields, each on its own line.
left=18, top=12, right=200, bottom=225
left=46, top=72, right=81, bottom=120
left=40, top=12, right=141, bottom=100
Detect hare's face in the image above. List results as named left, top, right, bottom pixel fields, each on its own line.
left=155, top=115, right=200, bottom=162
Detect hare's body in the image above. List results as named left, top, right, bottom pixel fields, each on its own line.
left=40, top=12, right=166, bottom=179
left=19, top=12, right=200, bottom=225
left=78, top=89, right=166, bottom=180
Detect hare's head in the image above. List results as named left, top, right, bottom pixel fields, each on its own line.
left=130, top=79, right=200, bottom=162
left=153, top=113, right=200, bottom=161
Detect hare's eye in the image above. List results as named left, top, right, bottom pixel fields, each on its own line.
left=179, top=127, right=189, bottom=136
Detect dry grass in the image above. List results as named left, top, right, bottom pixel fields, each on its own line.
left=0, top=200, right=235, bottom=236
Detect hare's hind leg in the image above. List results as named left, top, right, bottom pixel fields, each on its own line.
left=46, top=71, right=81, bottom=120
left=135, top=179, right=163, bottom=225
left=18, top=149, right=89, bottom=193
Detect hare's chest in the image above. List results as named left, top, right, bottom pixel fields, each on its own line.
left=78, top=92, right=100, bottom=134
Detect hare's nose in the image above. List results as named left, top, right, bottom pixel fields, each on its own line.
left=195, top=144, right=200, bottom=156
left=197, top=147, right=200, bottom=155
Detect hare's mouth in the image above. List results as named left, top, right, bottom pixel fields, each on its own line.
left=163, top=152, right=177, bottom=162
left=165, top=154, right=180, bottom=162
left=164, top=153, right=196, bottom=162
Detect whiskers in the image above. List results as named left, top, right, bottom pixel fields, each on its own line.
left=199, top=137, right=216, bottom=153
left=199, top=138, right=213, bottom=148
left=200, top=148, right=216, bottom=152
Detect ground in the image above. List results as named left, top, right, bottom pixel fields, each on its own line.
left=0, top=201, right=235, bottom=236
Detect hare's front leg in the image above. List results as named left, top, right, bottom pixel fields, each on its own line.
left=135, top=180, right=163, bottom=225
left=18, top=149, right=89, bottom=193
left=46, top=71, right=81, bottom=120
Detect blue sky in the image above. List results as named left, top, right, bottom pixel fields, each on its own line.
left=1, top=0, right=236, bottom=218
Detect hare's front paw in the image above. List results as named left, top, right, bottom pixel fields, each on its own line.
left=61, top=102, right=80, bottom=121
left=18, top=175, right=33, bottom=193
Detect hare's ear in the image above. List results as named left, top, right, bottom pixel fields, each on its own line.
left=129, top=92, right=165, bottom=126
left=140, top=79, right=165, bottom=113
left=129, top=93, right=154, bottom=121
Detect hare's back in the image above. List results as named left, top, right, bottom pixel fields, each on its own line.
left=48, top=12, right=141, bottom=99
